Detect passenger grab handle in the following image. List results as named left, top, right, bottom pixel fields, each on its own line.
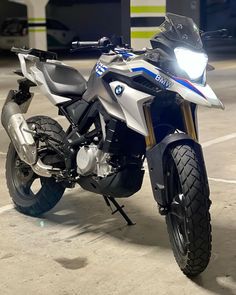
left=11, top=47, right=58, bottom=61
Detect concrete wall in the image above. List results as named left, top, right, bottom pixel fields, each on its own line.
left=0, top=0, right=27, bottom=27
left=0, top=0, right=204, bottom=50
left=131, top=0, right=166, bottom=49
left=0, top=0, right=129, bottom=45
left=46, top=0, right=123, bottom=41
left=166, top=0, right=201, bottom=27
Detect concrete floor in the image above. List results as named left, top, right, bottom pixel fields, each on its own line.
left=0, top=54, right=236, bottom=295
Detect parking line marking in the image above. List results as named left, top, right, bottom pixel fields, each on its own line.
left=0, top=204, right=14, bottom=214
left=202, top=133, right=236, bottom=148
left=0, top=152, right=7, bottom=156
left=208, top=177, right=236, bottom=184
left=53, top=115, right=66, bottom=121
left=0, top=74, right=15, bottom=78
left=1, top=176, right=236, bottom=215
left=144, top=166, right=236, bottom=184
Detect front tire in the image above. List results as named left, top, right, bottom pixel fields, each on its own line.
left=5, top=116, right=66, bottom=217
left=166, top=144, right=212, bottom=277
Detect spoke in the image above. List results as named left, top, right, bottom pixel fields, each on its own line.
left=22, top=172, right=38, bottom=195
left=169, top=194, right=185, bottom=221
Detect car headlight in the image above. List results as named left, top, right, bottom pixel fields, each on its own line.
left=174, top=47, right=208, bottom=80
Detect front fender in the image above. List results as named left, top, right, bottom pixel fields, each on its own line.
left=146, top=133, right=206, bottom=207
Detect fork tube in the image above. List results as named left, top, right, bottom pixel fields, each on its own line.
left=180, top=101, right=197, bottom=141
left=143, top=104, right=156, bottom=149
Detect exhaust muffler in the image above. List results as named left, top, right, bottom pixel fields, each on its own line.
left=1, top=101, right=37, bottom=165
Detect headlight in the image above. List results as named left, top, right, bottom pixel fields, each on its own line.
left=174, top=47, right=208, bottom=80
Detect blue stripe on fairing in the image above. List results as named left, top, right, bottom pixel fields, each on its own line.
left=115, top=50, right=135, bottom=59
left=173, top=77, right=206, bottom=99
left=131, top=67, right=157, bottom=79
left=131, top=67, right=206, bottom=99
left=121, top=53, right=134, bottom=59
left=96, top=63, right=108, bottom=77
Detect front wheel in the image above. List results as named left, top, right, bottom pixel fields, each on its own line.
left=166, top=144, right=212, bottom=277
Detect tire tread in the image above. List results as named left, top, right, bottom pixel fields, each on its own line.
left=167, top=144, right=212, bottom=276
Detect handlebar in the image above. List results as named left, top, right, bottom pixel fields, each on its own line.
left=72, top=41, right=99, bottom=48
left=72, top=37, right=112, bottom=50
left=71, top=36, right=145, bottom=56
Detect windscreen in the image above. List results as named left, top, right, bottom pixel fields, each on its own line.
left=156, top=13, right=203, bottom=49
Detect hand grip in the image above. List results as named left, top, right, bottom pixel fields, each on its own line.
left=201, top=29, right=229, bottom=39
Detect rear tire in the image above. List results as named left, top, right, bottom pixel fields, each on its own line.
left=166, top=144, right=212, bottom=277
left=5, top=116, right=66, bottom=216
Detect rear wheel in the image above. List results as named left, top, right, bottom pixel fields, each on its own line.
left=166, top=144, right=212, bottom=276
left=5, top=116, right=66, bottom=216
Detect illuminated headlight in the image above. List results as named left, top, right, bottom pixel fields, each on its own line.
left=174, top=47, right=208, bottom=80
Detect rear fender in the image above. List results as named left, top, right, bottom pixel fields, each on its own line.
left=3, top=78, right=35, bottom=113
left=146, top=133, right=207, bottom=207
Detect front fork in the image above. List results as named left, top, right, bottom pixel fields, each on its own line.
left=144, top=100, right=198, bottom=148
left=180, top=101, right=198, bottom=141
left=143, top=103, right=156, bottom=149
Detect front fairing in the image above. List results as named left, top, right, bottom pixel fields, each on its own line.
left=148, top=13, right=222, bottom=104
left=168, top=75, right=224, bottom=109
left=125, top=59, right=224, bottom=109
left=85, top=55, right=224, bottom=110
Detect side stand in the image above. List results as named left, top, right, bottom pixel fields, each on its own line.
left=103, top=196, right=135, bottom=226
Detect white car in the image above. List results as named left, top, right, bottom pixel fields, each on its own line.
left=0, top=18, right=78, bottom=50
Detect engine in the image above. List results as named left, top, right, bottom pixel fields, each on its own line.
left=76, top=145, right=113, bottom=177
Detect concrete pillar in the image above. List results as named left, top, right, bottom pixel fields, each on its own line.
left=9, top=0, right=48, bottom=50
left=130, top=0, right=166, bottom=49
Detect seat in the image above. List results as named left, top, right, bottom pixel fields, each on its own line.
left=38, top=62, right=87, bottom=98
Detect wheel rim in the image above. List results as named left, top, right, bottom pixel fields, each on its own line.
left=167, top=162, right=188, bottom=257
left=11, top=152, right=41, bottom=200
left=168, top=197, right=188, bottom=256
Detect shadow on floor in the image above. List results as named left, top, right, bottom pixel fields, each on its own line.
left=45, top=189, right=170, bottom=249
left=44, top=189, right=236, bottom=295
left=192, top=224, right=236, bottom=295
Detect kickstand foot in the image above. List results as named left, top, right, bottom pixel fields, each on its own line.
left=103, top=196, right=135, bottom=226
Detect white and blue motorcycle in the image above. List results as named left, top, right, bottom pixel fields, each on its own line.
left=1, top=13, right=224, bottom=276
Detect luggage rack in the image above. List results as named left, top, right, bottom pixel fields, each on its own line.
left=11, top=47, right=57, bottom=61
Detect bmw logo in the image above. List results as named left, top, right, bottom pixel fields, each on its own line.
left=115, top=85, right=124, bottom=96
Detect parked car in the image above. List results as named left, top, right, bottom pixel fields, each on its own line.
left=0, top=18, right=78, bottom=50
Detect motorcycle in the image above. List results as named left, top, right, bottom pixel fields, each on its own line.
left=1, top=13, right=224, bottom=276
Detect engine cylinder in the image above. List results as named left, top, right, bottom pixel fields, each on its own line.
left=76, top=146, right=97, bottom=176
